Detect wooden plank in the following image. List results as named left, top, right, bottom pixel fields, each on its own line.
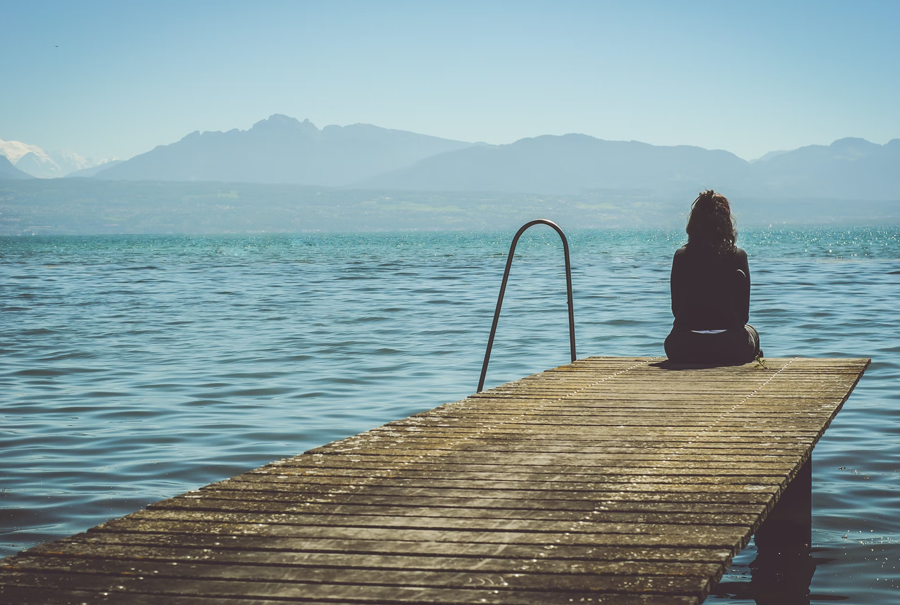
left=0, top=356, right=869, bottom=605
left=20, top=542, right=727, bottom=576
left=84, top=519, right=751, bottom=551
left=46, top=533, right=736, bottom=563
left=167, top=492, right=768, bottom=514
left=121, top=509, right=760, bottom=534
left=148, top=499, right=765, bottom=523
left=5, top=555, right=716, bottom=593
left=0, top=572, right=700, bottom=604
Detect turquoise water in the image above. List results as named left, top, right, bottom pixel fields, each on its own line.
left=1, top=227, right=899, bottom=602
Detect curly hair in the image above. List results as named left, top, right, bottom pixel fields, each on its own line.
left=685, top=190, right=737, bottom=256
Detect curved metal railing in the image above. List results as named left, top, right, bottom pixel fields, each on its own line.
left=477, top=219, right=576, bottom=392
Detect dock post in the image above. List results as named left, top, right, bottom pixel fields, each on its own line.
left=756, top=457, right=812, bottom=549
left=750, top=457, right=815, bottom=601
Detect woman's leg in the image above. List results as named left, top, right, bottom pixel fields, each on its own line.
left=666, top=327, right=758, bottom=364
left=746, top=324, right=762, bottom=358
left=664, top=330, right=681, bottom=360
left=665, top=329, right=703, bottom=361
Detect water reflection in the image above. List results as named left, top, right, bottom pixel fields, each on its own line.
left=713, top=546, right=846, bottom=604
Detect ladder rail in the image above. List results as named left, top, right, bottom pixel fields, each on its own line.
left=477, top=219, right=576, bottom=393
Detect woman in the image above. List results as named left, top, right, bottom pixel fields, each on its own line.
left=664, top=190, right=762, bottom=363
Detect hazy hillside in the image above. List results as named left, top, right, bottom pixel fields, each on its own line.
left=0, top=136, right=106, bottom=178
left=0, top=156, right=33, bottom=180
left=748, top=138, right=900, bottom=200
left=66, top=160, right=124, bottom=178
left=14, top=152, right=59, bottom=178
left=358, top=134, right=749, bottom=195
left=95, top=115, right=476, bottom=186
left=357, top=134, right=900, bottom=200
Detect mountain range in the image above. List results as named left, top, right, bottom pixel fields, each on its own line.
left=66, top=160, right=125, bottom=177
left=3, top=115, right=898, bottom=201
left=364, top=135, right=900, bottom=200
left=0, top=137, right=108, bottom=178
left=93, top=115, right=476, bottom=186
left=359, top=134, right=749, bottom=195
left=88, top=115, right=898, bottom=200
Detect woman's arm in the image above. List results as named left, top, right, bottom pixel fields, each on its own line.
left=670, top=251, right=683, bottom=318
left=737, top=250, right=750, bottom=325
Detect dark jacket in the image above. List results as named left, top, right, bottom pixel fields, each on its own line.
left=670, top=245, right=750, bottom=331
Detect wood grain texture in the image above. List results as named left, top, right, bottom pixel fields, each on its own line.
left=0, top=356, right=869, bottom=605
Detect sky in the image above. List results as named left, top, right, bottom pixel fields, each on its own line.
left=1, top=0, right=898, bottom=162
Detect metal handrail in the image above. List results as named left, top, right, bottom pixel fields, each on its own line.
left=477, top=219, right=576, bottom=393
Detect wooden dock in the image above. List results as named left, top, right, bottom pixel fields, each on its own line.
left=1, top=356, right=869, bottom=604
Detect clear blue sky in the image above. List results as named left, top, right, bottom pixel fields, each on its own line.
left=2, top=0, right=898, bottom=161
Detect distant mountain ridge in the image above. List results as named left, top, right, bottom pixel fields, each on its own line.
left=0, top=136, right=106, bottom=178
left=358, top=134, right=750, bottom=195
left=95, top=114, right=476, bottom=186
left=745, top=137, right=900, bottom=200
left=360, top=135, right=900, bottom=199
left=66, top=160, right=124, bottom=178
left=20, top=113, right=897, bottom=200
left=0, top=155, right=33, bottom=180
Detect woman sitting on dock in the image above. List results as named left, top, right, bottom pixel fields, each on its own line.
left=664, top=190, right=762, bottom=363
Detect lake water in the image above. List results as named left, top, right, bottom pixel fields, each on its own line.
left=1, top=227, right=898, bottom=603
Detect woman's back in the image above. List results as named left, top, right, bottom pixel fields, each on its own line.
left=670, top=245, right=750, bottom=331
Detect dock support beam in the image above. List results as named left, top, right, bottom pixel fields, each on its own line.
left=756, top=457, right=812, bottom=549
left=751, top=458, right=815, bottom=602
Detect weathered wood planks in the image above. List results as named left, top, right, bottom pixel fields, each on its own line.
left=0, top=356, right=869, bottom=604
